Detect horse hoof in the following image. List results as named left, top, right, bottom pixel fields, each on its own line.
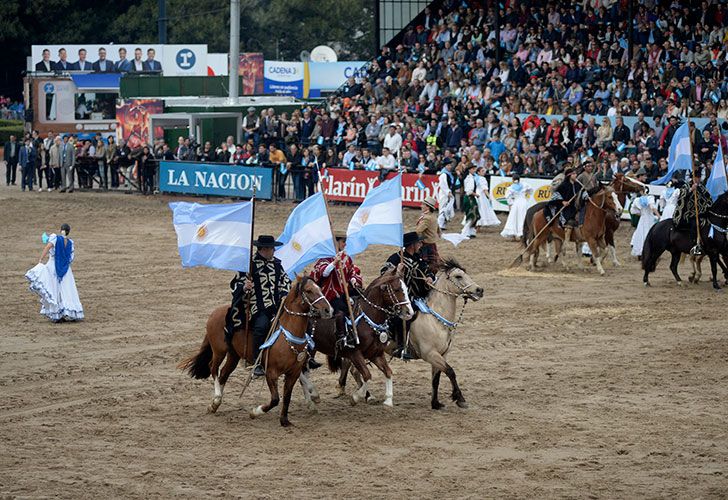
left=366, top=394, right=378, bottom=404
left=249, top=405, right=264, bottom=419
left=333, top=386, right=346, bottom=399
left=382, top=399, right=393, bottom=408
left=431, top=401, right=444, bottom=410
left=349, top=395, right=358, bottom=406
left=643, top=281, right=650, bottom=287
left=599, top=270, right=606, bottom=276
left=310, top=393, right=321, bottom=404
left=456, top=400, right=469, bottom=409
left=207, top=404, right=218, bottom=414
left=613, top=260, right=621, bottom=267
left=688, top=276, right=695, bottom=283
left=280, top=419, right=294, bottom=427
left=306, top=400, right=318, bottom=412
left=676, top=280, right=683, bottom=287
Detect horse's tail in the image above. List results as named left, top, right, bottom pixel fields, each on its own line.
left=326, top=354, right=342, bottom=373
left=177, top=336, right=213, bottom=379
left=641, top=223, right=660, bottom=273
left=521, top=211, right=531, bottom=248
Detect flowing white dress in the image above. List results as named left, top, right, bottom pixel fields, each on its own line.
left=500, top=183, right=532, bottom=238
left=475, top=175, right=501, bottom=227
left=25, top=234, right=84, bottom=322
left=630, top=195, right=658, bottom=257
left=659, top=187, right=680, bottom=221
left=436, top=170, right=455, bottom=228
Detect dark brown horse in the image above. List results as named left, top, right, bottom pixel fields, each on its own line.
left=527, top=185, right=617, bottom=274
left=603, top=173, right=644, bottom=266
left=179, top=276, right=332, bottom=426
left=309, top=267, right=414, bottom=407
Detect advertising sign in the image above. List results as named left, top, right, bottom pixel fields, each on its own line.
left=263, top=61, right=304, bottom=97
left=321, top=169, right=439, bottom=208
left=116, top=99, right=164, bottom=148
left=161, top=44, right=208, bottom=76
left=159, top=161, right=273, bottom=199
left=307, top=61, right=367, bottom=97
left=238, top=53, right=264, bottom=95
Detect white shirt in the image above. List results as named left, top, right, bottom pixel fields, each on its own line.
left=376, top=154, right=396, bottom=170
left=382, top=133, right=402, bottom=155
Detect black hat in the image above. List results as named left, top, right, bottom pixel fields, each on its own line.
left=403, top=231, right=424, bottom=247
left=253, top=235, right=283, bottom=247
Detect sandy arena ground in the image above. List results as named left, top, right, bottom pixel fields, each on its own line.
left=1, top=184, right=727, bottom=498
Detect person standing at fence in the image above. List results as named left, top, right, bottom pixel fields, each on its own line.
left=106, top=136, right=118, bottom=189
left=4, top=134, right=19, bottom=186
left=19, top=138, right=37, bottom=192
left=95, top=139, right=107, bottom=190
left=136, top=146, right=156, bottom=195
left=268, top=143, right=287, bottom=199
left=42, top=132, right=55, bottom=192
left=48, top=137, right=62, bottom=191
left=60, top=135, right=75, bottom=193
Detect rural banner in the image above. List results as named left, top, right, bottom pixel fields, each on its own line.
left=159, top=161, right=273, bottom=199
left=321, top=168, right=439, bottom=208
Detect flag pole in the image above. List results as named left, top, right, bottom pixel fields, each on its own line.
left=687, top=118, right=703, bottom=254
left=317, top=165, right=360, bottom=344
left=243, top=181, right=257, bottom=363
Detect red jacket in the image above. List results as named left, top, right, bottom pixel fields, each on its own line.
left=310, top=253, right=363, bottom=300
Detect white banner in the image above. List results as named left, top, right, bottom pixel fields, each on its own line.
left=161, top=44, right=208, bottom=76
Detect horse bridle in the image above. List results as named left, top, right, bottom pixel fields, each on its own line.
left=429, top=269, right=475, bottom=299
left=284, top=284, right=329, bottom=318
left=356, top=279, right=411, bottom=318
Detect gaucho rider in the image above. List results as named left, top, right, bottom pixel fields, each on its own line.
left=381, top=231, right=435, bottom=359
left=224, top=235, right=291, bottom=377
left=548, top=167, right=582, bottom=245
left=310, top=232, right=363, bottom=347
left=672, top=171, right=713, bottom=254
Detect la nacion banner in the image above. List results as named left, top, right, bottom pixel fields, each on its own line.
left=321, top=169, right=438, bottom=208
left=159, top=161, right=273, bottom=199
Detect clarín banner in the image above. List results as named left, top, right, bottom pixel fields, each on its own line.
left=321, top=169, right=439, bottom=208
left=159, top=161, right=273, bottom=199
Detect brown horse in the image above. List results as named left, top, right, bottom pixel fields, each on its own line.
left=604, top=174, right=644, bottom=266
left=178, top=276, right=332, bottom=426
left=309, top=267, right=414, bottom=407
left=527, top=185, right=617, bottom=275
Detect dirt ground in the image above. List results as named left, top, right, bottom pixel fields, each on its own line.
left=1, top=184, right=727, bottom=499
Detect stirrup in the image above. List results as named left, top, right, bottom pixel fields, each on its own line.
left=690, top=244, right=703, bottom=256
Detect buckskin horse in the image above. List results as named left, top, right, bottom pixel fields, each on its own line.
left=178, top=276, right=332, bottom=426
left=308, top=266, right=414, bottom=408
left=641, top=192, right=728, bottom=289
left=525, top=185, right=617, bottom=275
left=340, top=259, right=483, bottom=409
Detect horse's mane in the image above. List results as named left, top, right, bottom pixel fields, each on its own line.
left=713, top=191, right=728, bottom=212
left=440, top=258, right=465, bottom=273
left=363, top=269, right=397, bottom=296
left=293, top=275, right=312, bottom=296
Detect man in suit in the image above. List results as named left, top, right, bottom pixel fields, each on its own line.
left=142, top=48, right=162, bottom=72
left=19, top=138, right=37, bottom=192
left=130, top=48, right=145, bottom=72
left=115, top=48, right=131, bottom=73
left=92, top=48, right=114, bottom=73
left=4, top=134, right=19, bottom=185
left=70, top=49, right=92, bottom=71
left=60, top=135, right=76, bottom=192
left=35, top=49, right=53, bottom=72
left=53, top=48, right=71, bottom=71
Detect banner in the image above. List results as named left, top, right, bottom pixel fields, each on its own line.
left=321, top=169, right=438, bottom=208
left=307, top=61, right=367, bottom=97
left=238, top=53, right=264, bottom=95
left=159, top=161, right=273, bottom=199
left=161, top=44, right=208, bottom=76
left=116, top=99, right=164, bottom=149
left=263, top=61, right=304, bottom=97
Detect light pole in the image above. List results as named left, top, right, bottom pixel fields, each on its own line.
left=228, top=0, right=240, bottom=104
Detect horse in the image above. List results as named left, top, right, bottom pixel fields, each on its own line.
left=526, top=185, right=617, bottom=275
left=603, top=174, right=644, bottom=266
left=522, top=201, right=555, bottom=265
left=340, top=259, right=483, bottom=409
left=308, top=266, right=414, bottom=407
left=178, top=276, right=333, bottom=426
left=642, top=192, right=728, bottom=289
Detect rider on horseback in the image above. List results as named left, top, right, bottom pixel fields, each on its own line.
left=548, top=167, right=582, bottom=244
left=225, top=235, right=291, bottom=377
left=381, top=231, right=435, bottom=359
left=672, top=171, right=713, bottom=253
left=310, top=232, right=363, bottom=348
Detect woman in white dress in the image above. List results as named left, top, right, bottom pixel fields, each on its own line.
left=25, top=223, right=84, bottom=322
left=475, top=166, right=501, bottom=229
left=659, top=182, right=681, bottom=221
left=500, top=174, right=532, bottom=240
left=630, top=194, right=660, bottom=258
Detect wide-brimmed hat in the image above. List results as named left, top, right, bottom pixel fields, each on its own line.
left=253, top=235, right=283, bottom=247
left=403, top=231, right=425, bottom=247
left=422, top=196, right=437, bottom=210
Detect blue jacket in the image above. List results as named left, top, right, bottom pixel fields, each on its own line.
left=19, top=145, right=37, bottom=167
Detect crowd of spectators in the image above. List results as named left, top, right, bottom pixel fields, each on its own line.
left=1, top=96, right=24, bottom=120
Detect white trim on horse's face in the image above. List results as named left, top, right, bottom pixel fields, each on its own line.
left=399, top=278, right=414, bottom=320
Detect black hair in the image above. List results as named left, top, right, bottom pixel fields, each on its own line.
left=60, top=223, right=71, bottom=235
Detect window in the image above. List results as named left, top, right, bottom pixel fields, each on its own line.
left=74, top=92, right=116, bottom=120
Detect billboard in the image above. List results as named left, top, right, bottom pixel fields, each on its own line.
left=307, top=61, right=367, bottom=97
left=238, top=53, right=264, bottom=95
left=31, top=44, right=209, bottom=75
left=263, top=61, right=304, bottom=98
left=321, top=169, right=439, bottom=208
left=159, top=161, right=273, bottom=199
left=116, top=99, right=164, bottom=148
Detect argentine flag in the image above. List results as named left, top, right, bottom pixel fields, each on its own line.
left=706, top=142, right=727, bottom=201
left=169, top=201, right=252, bottom=272
left=346, top=174, right=403, bottom=256
left=275, top=192, right=336, bottom=278
left=652, top=123, right=693, bottom=185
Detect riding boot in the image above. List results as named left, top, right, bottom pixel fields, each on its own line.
left=334, top=311, right=348, bottom=347
left=392, top=322, right=414, bottom=360
left=563, top=226, right=573, bottom=247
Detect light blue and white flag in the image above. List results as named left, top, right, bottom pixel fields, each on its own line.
left=706, top=141, right=727, bottom=201
left=275, top=192, right=336, bottom=278
left=652, top=122, right=693, bottom=185
left=346, top=174, right=403, bottom=256
left=169, top=201, right=252, bottom=272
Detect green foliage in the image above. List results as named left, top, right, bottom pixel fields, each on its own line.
left=0, top=125, right=25, bottom=144
left=0, top=120, right=23, bottom=128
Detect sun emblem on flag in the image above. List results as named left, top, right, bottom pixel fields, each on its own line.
left=292, top=240, right=302, bottom=252
left=196, top=224, right=207, bottom=240
left=358, top=209, right=370, bottom=225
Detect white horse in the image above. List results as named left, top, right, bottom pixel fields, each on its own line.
left=339, top=259, right=483, bottom=409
